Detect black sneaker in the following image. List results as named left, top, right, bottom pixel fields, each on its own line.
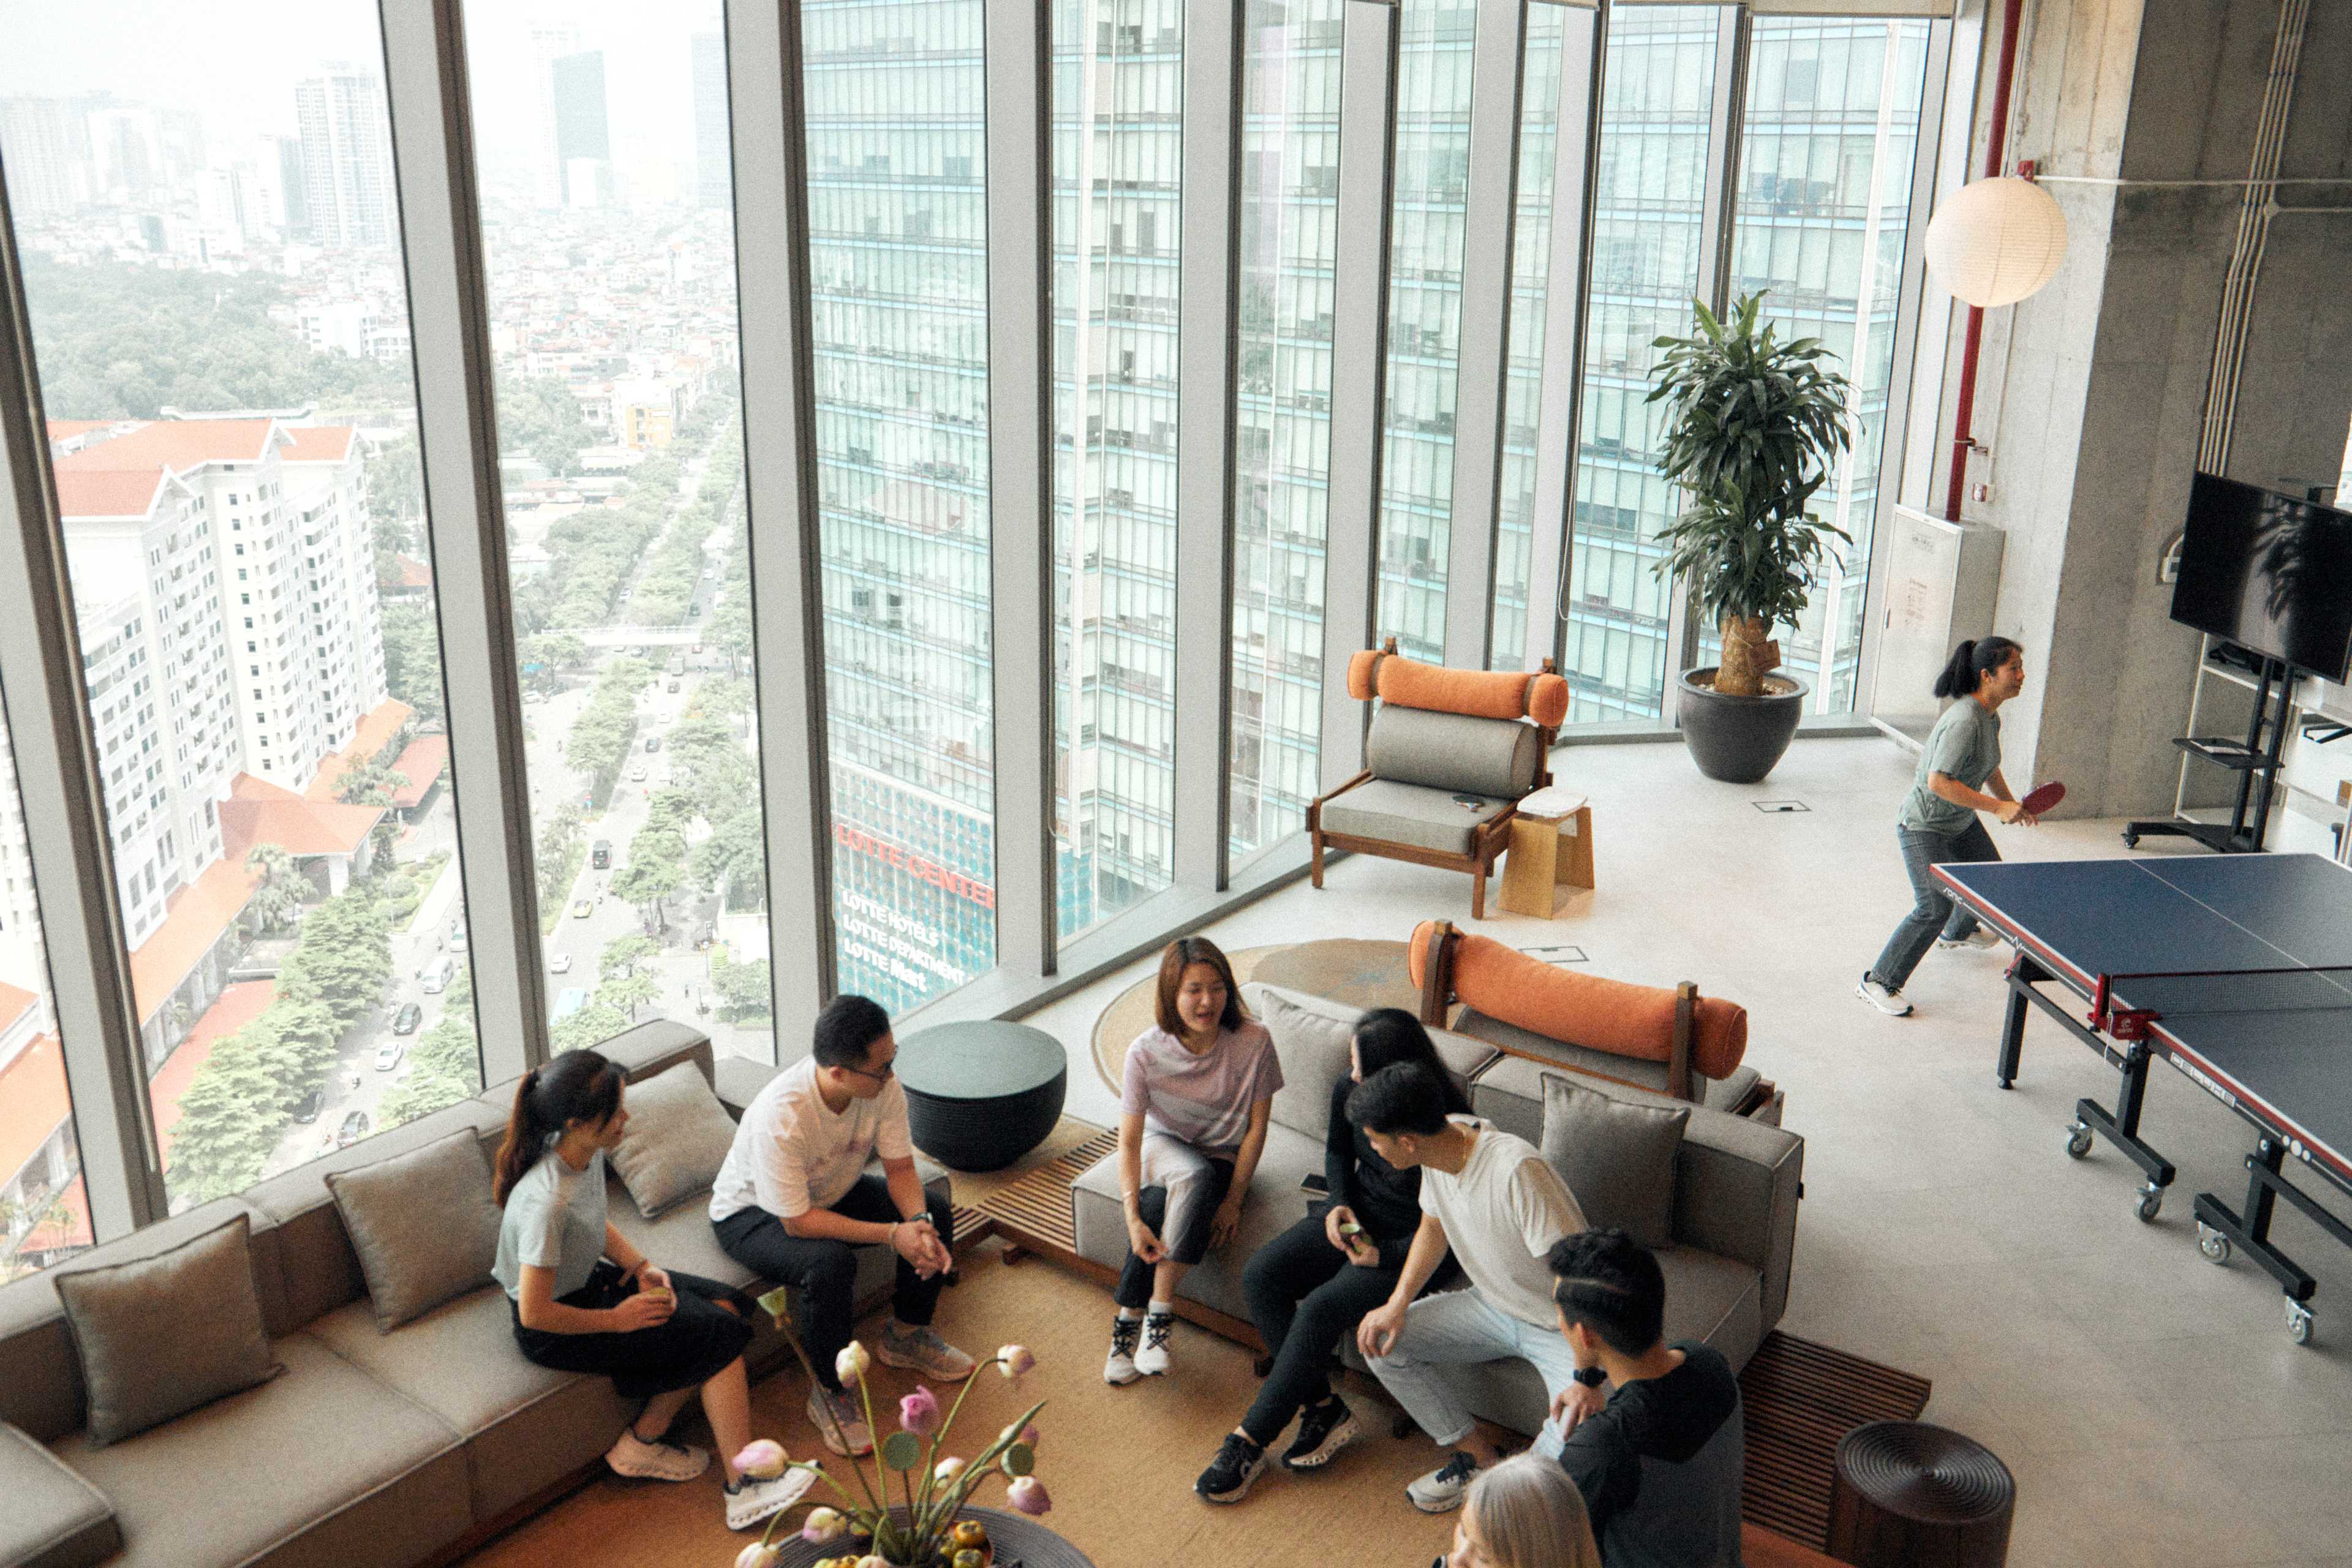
left=1280, top=1395, right=1360, bottom=1471
left=1195, top=1432, right=1267, bottom=1504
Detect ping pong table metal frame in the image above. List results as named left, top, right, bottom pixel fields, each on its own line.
left=1942, top=870, right=2352, bottom=1345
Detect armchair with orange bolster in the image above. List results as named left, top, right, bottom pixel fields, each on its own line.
left=1410, top=918, right=1781, bottom=1120
left=1306, top=640, right=1570, bottom=919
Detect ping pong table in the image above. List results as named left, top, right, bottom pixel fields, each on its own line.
left=1936, top=853, right=2352, bottom=1346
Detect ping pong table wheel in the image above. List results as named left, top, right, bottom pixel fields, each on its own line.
left=2064, top=1121, right=2094, bottom=1160
left=2134, top=1182, right=2163, bottom=1223
left=2286, top=1300, right=2315, bottom=1346
left=2198, top=1224, right=2231, bottom=1265
left=2120, top=829, right=2139, bottom=849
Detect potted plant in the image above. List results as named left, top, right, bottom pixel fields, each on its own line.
left=1646, top=291, right=1853, bottom=782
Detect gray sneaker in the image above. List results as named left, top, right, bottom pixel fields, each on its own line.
left=1856, top=973, right=1914, bottom=1016
left=606, top=1428, right=709, bottom=1482
left=1407, top=1451, right=1479, bottom=1513
left=1936, top=929, right=2002, bottom=951
left=876, top=1321, right=975, bottom=1382
left=807, top=1384, right=873, bottom=1457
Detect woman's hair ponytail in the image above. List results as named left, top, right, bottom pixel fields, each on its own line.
left=494, top=1052, right=623, bottom=1205
left=1934, top=635, right=2022, bottom=699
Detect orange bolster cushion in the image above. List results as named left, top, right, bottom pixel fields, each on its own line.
left=1344, top=652, right=1570, bottom=729
left=1409, top=922, right=1748, bottom=1082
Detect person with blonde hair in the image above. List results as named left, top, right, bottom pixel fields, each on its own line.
left=1436, top=1453, right=1603, bottom=1568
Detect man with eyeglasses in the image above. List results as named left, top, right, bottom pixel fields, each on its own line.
left=712, top=994, right=972, bottom=1457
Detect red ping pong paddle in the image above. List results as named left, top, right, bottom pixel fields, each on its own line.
left=2019, top=780, right=2064, bottom=816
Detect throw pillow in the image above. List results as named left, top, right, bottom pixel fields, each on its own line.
left=324, top=1128, right=505, bottom=1332
left=1241, top=982, right=1362, bottom=1139
left=609, top=1061, right=739, bottom=1219
left=53, top=1212, right=281, bottom=1446
left=1537, top=1074, right=1689, bottom=1249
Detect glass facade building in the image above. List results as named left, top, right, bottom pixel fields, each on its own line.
left=0, top=0, right=1954, bottom=1279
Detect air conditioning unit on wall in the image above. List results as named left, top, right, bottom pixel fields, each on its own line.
left=1867, top=505, right=2007, bottom=753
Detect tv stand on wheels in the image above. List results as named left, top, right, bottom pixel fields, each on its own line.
left=2125, top=647, right=2294, bottom=854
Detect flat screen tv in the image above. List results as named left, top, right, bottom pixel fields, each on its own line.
left=2171, top=473, right=2352, bottom=683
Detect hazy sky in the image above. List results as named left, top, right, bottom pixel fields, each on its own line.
left=0, top=0, right=723, bottom=172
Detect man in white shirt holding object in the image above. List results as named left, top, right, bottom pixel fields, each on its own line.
left=712, top=994, right=973, bottom=1455
left=1350, top=1060, right=1594, bottom=1515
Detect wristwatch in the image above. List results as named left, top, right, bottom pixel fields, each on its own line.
left=1572, top=1365, right=1608, bottom=1387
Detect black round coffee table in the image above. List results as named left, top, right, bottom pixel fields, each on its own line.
left=772, top=1504, right=1091, bottom=1568
left=895, top=1021, right=1067, bottom=1172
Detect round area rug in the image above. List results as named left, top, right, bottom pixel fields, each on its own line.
left=1088, top=938, right=1428, bottom=1093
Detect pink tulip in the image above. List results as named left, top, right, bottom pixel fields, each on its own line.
left=899, top=1385, right=941, bottom=1436
left=999, top=1422, right=1041, bottom=1449
left=733, top=1439, right=788, bottom=1479
left=933, top=1456, right=966, bottom=1482
left=734, top=1546, right=779, bottom=1568
left=1006, top=1476, right=1052, bottom=1517
left=801, top=1507, right=848, bottom=1545
left=995, top=1344, right=1036, bottom=1382
left=835, top=1341, right=872, bottom=1388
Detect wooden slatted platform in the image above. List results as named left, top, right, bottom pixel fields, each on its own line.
left=1738, top=1331, right=1933, bottom=1550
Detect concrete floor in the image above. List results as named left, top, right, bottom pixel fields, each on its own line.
left=1020, top=735, right=2352, bottom=1568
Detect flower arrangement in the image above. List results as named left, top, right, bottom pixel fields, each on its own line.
left=734, top=1286, right=1049, bottom=1568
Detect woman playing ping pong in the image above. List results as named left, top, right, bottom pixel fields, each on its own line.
left=1858, top=636, right=2037, bottom=1017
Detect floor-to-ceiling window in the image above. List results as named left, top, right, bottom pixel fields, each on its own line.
left=466, top=2, right=772, bottom=1060
left=1052, top=0, right=1182, bottom=940
left=0, top=709, right=78, bottom=1278
left=802, top=1, right=997, bottom=1014
left=1228, top=0, right=1344, bottom=861
left=3, top=0, right=483, bottom=1208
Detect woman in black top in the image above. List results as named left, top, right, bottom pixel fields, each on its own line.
left=1193, top=1009, right=1470, bottom=1504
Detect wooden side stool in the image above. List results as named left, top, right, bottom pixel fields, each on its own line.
left=1499, top=797, right=1593, bottom=918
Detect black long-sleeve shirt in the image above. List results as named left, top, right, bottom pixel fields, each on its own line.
left=1322, top=1078, right=1422, bottom=1271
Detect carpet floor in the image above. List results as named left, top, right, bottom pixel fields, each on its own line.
left=460, top=1238, right=1464, bottom=1568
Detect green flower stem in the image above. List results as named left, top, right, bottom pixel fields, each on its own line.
left=755, top=1303, right=887, bottom=1519
left=913, top=1366, right=985, bottom=1524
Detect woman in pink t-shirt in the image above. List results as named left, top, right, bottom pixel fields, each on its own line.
left=1105, top=936, right=1284, bottom=1386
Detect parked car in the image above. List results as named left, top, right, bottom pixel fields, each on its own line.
left=549, top=951, right=573, bottom=974
left=419, top=955, right=455, bottom=993
left=374, top=1039, right=406, bottom=1072
left=644, top=735, right=662, bottom=753
left=448, top=923, right=469, bottom=954
left=336, top=1110, right=371, bottom=1148
left=666, top=677, right=681, bottom=693
left=628, top=763, right=648, bottom=782
left=570, top=898, right=594, bottom=919
left=592, top=839, right=612, bottom=869
left=390, top=1002, right=422, bottom=1035
left=291, top=1088, right=325, bottom=1125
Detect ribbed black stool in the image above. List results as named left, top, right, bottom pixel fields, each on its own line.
left=895, top=1020, right=1067, bottom=1172
left=1828, top=1420, right=2014, bottom=1567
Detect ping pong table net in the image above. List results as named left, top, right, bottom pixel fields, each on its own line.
left=2086, top=963, right=2352, bottom=1042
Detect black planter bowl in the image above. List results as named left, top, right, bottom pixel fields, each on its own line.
left=1678, top=668, right=1808, bottom=783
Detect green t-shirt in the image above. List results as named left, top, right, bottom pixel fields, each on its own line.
left=1899, top=698, right=2001, bottom=834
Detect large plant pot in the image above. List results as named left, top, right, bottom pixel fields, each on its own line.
left=1678, top=668, right=1807, bottom=783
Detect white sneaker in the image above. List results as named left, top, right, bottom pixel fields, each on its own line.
left=807, top=1384, right=873, bottom=1457
left=1104, top=1314, right=1143, bottom=1385
left=1406, top=1451, right=1479, bottom=1514
left=606, top=1428, right=710, bottom=1482
left=1134, top=1310, right=1175, bottom=1377
left=876, top=1321, right=976, bottom=1382
left=1936, top=929, right=2002, bottom=951
left=726, top=1468, right=815, bottom=1531
left=1856, top=973, right=1915, bottom=1016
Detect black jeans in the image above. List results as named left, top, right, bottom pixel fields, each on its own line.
left=1237, top=1213, right=1403, bottom=1447
left=510, top=1261, right=753, bottom=1400
left=712, top=1173, right=954, bottom=1392
left=1112, top=1155, right=1234, bottom=1310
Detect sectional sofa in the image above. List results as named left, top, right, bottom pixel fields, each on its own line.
left=1, top=1022, right=946, bottom=1568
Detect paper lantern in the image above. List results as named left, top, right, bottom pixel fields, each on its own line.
left=1924, top=176, right=2068, bottom=308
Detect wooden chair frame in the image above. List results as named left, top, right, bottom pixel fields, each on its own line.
left=1306, top=640, right=1560, bottom=921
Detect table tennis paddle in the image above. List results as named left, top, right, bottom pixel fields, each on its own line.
left=2019, top=780, right=2064, bottom=816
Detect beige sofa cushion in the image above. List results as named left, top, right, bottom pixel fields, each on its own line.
left=1539, top=1075, right=1689, bottom=1249
left=1319, top=778, right=1513, bottom=856
left=52, top=1213, right=281, bottom=1446
left=1244, top=981, right=1498, bottom=1141
left=55, top=1332, right=470, bottom=1568
left=325, top=1129, right=503, bottom=1332
left=609, top=1061, right=741, bottom=1219
left=0, top=1420, right=119, bottom=1568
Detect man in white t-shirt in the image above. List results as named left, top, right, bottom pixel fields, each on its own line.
left=1349, top=1061, right=1594, bottom=1515
left=711, top=995, right=973, bottom=1456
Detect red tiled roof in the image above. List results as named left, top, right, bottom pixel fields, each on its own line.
left=395, top=554, right=433, bottom=589
left=0, top=1031, right=69, bottom=1190
left=129, top=858, right=258, bottom=1025
left=281, top=425, right=356, bottom=463
left=18, top=1173, right=91, bottom=1256
left=52, top=418, right=276, bottom=473
left=387, top=735, right=449, bottom=810
left=151, top=980, right=275, bottom=1167
left=53, top=467, right=168, bottom=521
left=45, top=419, right=117, bottom=439
left=221, top=771, right=383, bottom=859
left=305, top=698, right=418, bottom=803
left=0, top=982, right=37, bottom=1039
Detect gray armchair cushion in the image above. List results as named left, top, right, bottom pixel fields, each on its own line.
left=0, top=1420, right=119, bottom=1568
left=1539, top=1075, right=1689, bottom=1248
left=609, top=1061, right=741, bottom=1218
left=1319, top=778, right=1514, bottom=856
left=51, top=1212, right=281, bottom=1446
left=1366, top=705, right=1540, bottom=797
left=323, top=1129, right=504, bottom=1332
